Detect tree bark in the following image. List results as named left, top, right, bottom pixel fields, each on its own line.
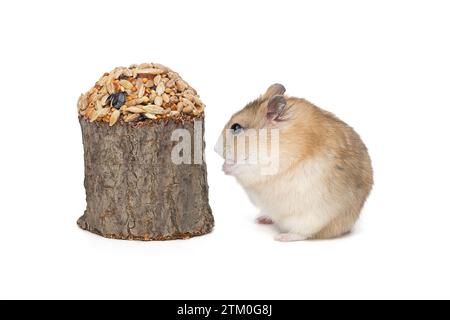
left=77, top=117, right=214, bottom=240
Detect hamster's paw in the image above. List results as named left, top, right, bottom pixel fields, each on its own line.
left=275, top=233, right=307, bottom=242
left=256, top=216, right=274, bottom=225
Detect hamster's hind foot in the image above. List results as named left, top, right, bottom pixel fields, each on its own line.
left=256, top=216, right=274, bottom=225
left=275, top=233, right=307, bottom=242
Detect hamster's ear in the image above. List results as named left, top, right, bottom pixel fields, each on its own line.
left=263, top=83, right=286, bottom=100
left=267, top=95, right=287, bottom=121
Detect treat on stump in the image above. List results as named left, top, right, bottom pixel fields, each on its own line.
left=77, top=63, right=214, bottom=240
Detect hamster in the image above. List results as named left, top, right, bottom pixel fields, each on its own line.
left=215, top=84, right=373, bottom=241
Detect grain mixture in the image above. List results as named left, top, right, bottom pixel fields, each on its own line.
left=77, top=63, right=205, bottom=126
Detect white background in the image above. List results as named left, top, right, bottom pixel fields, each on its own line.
left=0, top=0, right=449, bottom=300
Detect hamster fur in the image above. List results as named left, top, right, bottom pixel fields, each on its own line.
left=216, top=84, right=373, bottom=241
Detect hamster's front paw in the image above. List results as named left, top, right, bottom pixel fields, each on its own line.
left=275, top=233, right=307, bottom=242
left=256, top=216, right=274, bottom=225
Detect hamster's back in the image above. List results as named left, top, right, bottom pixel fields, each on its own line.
left=285, top=98, right=374, bottom=238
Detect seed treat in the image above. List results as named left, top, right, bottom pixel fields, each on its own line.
left=77, top=63, right=205, bottom=126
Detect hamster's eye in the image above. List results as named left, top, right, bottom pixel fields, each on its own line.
left=231, top=123, right=244, bottom=135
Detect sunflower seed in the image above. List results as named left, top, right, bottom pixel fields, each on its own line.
left=106, top=92, right=127, bottom=109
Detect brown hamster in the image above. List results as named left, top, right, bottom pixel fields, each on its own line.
left=215, top=84, right=373, bottom=241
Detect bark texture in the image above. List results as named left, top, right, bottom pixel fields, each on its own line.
left=77, top=117, right=214, bottom=240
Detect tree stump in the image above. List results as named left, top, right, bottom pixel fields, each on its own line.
left=77, top=117, right=214, bottom=240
